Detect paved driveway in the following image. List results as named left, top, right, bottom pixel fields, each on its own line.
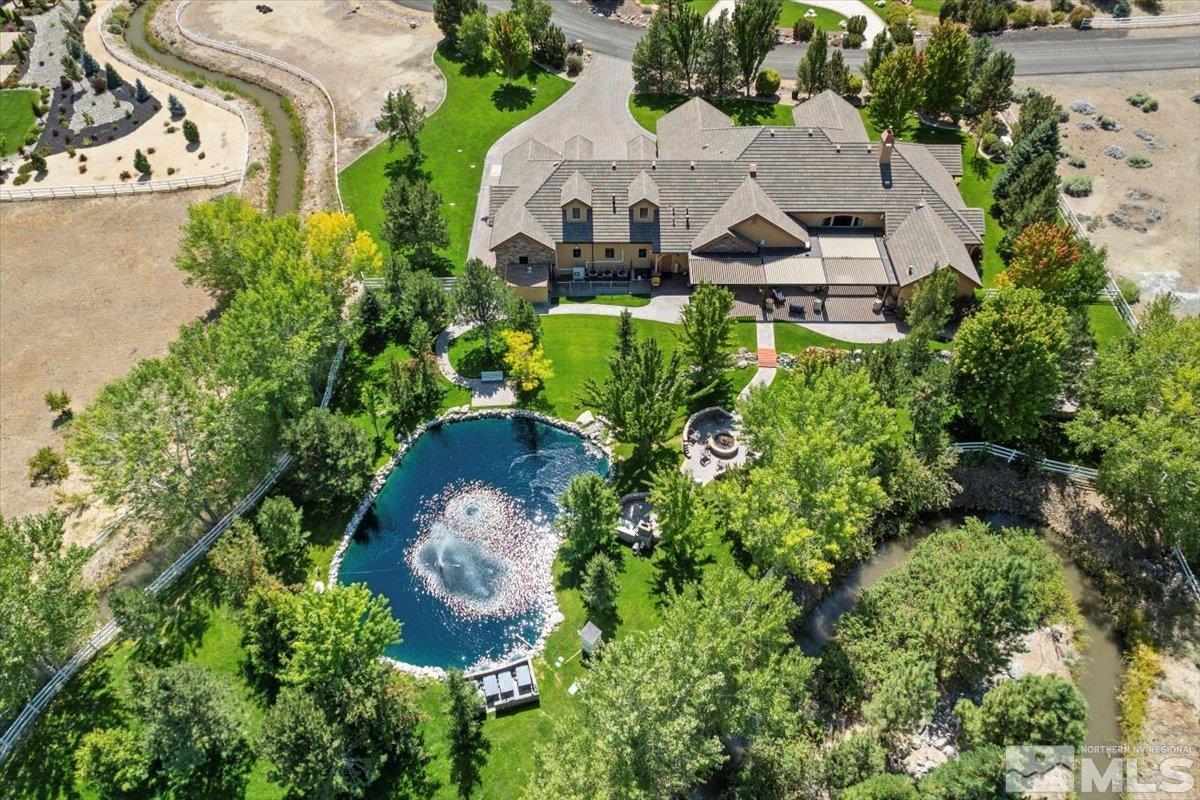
left=468, top=54, right=647, bottom=265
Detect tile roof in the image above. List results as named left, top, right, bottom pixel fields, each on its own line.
left=884, top=203, right=981, bottom=288
left=560, top=170, right=594, bottom=207
left=562, top=135, right=594, bottom=159
left=627, top=133, right=658, bottom=159
left=656, top=96, right=759, bottom=160
left=627, top=170, right=660, bottom=206
left=790, top=90, right=870, bottom=143
left=489, top=96, right=983, bottom=260
left=691, top=175, right=810, bottom=251
left=924, top=143, right=964, bottom=177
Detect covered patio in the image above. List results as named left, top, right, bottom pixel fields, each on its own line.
left=731, top=285, right=897, bottom=323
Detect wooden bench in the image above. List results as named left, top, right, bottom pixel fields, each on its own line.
left=480, top=370, right=505, bottom=383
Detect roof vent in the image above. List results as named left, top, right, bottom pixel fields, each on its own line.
left=611, top=161, right=617, bottom=170
left=769, top=129, right=775, bottom=137
left=685, top=208, right=690, bottom=228
left=689, top=161, right=696, bottom=170
left=749, top=162, right=757, bottom=177
left=835, top=144, right=841, bottom=153
left=807, top=128, right=813, bottom=137
left=916, top=200, right=926, bottom=209
left=651, top=160, right=657, bottom=170
left=908, top=264, right=915, bottom=276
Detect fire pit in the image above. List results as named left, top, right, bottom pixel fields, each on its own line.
left=708, top=430, right=739, bottom=460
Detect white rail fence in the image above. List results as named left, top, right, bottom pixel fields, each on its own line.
left=174, top=0, right=342, bottom=210
left=1081, top=12, right=1200, bottom=28
left=952, top=441, right=1199, bottom=604
left=0, top=343, right=345, bottom=765
left=0, top=1, right=251, bottom=203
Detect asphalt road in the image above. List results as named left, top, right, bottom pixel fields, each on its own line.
left=397, top=0, right=1200, bottom=75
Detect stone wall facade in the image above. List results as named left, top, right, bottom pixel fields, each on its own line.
left=495, top=234, right=554, bottom=269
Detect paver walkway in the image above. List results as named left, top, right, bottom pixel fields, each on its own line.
left=740, top=321, right=778, bottom=400
left=435, top=324, right=516, bottom=407
left=469, top=54, right=647, bottom=266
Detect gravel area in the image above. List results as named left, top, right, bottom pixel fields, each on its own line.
left=20, top=0, right=78, bottom=88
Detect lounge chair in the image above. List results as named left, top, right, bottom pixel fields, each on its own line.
left=482, top=674, right=501, bottom=701
left=498, top=671, right=516, bottom=698
left=515, top=664, right=533, bottom=690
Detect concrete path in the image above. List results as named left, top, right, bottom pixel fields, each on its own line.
left=542, top=293, right=687, bottom=324
left=796, top=0, right=885, bottom=41
left=469, top=54, right=647, bottom=266
left=435, top=324, right=516, bottom=407
left=739, top=321, right=777, bottom=401
left=787, top=320, right=906, bottom=344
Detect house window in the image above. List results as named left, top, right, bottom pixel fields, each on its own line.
left=638, top=248, right=648, bottom=259
left=604, top=247, right=615, bottom=259
left=571, top=207, right=581, bottom=219
left=572, top=247, right=582, bottom=258
left=639, top=207, right=649, bottom=219
left=518, top=256, right=529, bottom=264
left=820, top=214, right=864, bottom=228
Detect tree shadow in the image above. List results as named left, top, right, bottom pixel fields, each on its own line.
left=650, top=550, right=714, bottom=602
left=383, top=152, right=429, bottom=183
left=0, top=658, right=128, bottom=800
left=491, top=83, right=535, bottom=112
left=612, top=444, right=679, bottom=495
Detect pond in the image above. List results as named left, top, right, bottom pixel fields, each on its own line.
left=799, top=513, right=1124, bottom=797
left=335, top=416, right=607, bottom=671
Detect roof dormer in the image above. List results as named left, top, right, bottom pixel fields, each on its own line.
left=559, top=171, right=593, bottom=208
left=627, top=171, right=660, bottom=208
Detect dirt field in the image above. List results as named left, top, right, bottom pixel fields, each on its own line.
left=0, top=190, right=216, bottom=538
left=181, top=0, right=444, bottom=165
left=34, top=0, right=245, bottom=188
left=1021, top=69, right=1200, bottom=315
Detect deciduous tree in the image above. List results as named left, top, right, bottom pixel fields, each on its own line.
left=487, top=11, right=532, bottom=83
left=381, top=173, right=449, bottom=267
left=732, top=0, right=782, bottom=96
left=953, top=287, right=1070, bottom=442
left=556, top=472, right=620, bottom=576
left=501, top=328, right=553, bottom=392
left=867, top=46, right=925, bottom=132
left=376, top=87, right=426, bottom=158
left=434, top=0, right=484, bottom=46
left=649, top=468, right=711, bottom=591
left=1000, top=221, right=1108, bottom=309
left=255, top=495, right=309, bottom=584
left=664, top=5, right=707, bottom=94
left=453, top=258, right=509, bottom=352
left=921, top=23, right=971, bottom=118
left=679, top=282, right=734, bottom=393
left=282, top=407, right=373, bottom=513
left=796, top=32, right=827, bottom=97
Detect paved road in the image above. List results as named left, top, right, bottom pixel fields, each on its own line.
left=397, top=0, right=1200, bottom=75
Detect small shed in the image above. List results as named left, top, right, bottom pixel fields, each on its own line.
left=579, top=621, right=603, bottom=655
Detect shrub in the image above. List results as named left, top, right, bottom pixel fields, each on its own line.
left=13, top=173, right=31, bottom=185
left=1098, top=115, right=1120, bottom=131
left=1141, top=98, right=1158, bottom=112
left=1067, top=154, right=1086, bottom=168
left=44, top=390, right=71, bottom=414
left=182, top=118, right=200, bottom=146
left=78, top=163, right=87, bottom=173
left=29, top=148, right=48, bottom=173
left=1068, top=5, right=1094, bottom=26
left=846, top=32, right=864, bottom=47
left=846, top=73, right=863, bottom=96
left=1127, top=90, right=1150, bottom=107
left=28, top=447, right=69, bottom=484
left=794, top=17, right=816, bottom=42
left=1062, top=175, right=1093, bottom=196
left=846, top=14, right=868, bottom=36
left=1113, top=0, right=1132, bottom=17
left=1051, top=0, right=1074, bottom=12
left=566, top=52, right=583, bottom=76
left=167, top=166, right=176, bottom=175
left=168, top=93, right=186, bottom=118
left=1033, top=7, right=1051, bottom=25
left=1052, top=9, right=1066, bottom=22
left=198, top=151, right=206, bottom=159
left=1009, top=5, right=1034, bottom=28
left=755, top=68, right=781, bottom=97
left=118, top=170, right=132, bottom=181
left=1128, top=153, right=1152, bottom=168
left=1115, top=275, right=1140, bottom=304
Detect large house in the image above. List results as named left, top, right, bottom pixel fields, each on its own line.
left=488, top=91, right=983, bottom=320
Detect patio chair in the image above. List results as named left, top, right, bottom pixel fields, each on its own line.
left=812, top=297, right=824, bottom=315
left=789, top=301, right=805, bottom=317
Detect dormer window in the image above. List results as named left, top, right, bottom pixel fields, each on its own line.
left=572, top=207, right=581, bottom=220
left=820, top=215, right=864, bottom=228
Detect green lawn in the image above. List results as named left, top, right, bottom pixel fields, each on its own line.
left=860, top=0, right=944, bottom=26
left=340, top=48, right=572, bottom=272
left=0, top=89, right=39, bottom=156
left=779, top=3, right=848, bottom=30
left=1088, top=302, right=1131, bottom=350
left=773, top=321, right=881, bottom=353
left=557, top=293, right=651, bottom=307
left=629, top=93, right=794, bottom=133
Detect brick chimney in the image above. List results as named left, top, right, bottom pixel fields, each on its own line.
left=879, top=127, right=895, bottom=165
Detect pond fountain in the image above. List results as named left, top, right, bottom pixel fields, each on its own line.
left=333, top=416, right=607, bottom=671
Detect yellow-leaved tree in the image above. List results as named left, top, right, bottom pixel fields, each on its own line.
left=501, top=329, right=552, bottom=392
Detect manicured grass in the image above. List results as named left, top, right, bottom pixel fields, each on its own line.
left=340, top=48, right=572, bottom=272
left=629, top=92, right=794, bottom=133
left=957, top=140, right=1006, bottom=289
left=861, top=0, right=944, bottom=26
left=557, top=293, right=652, bottom=307
left=1088, top=302, right=1131, bottom=350
left=773, top=321, right=881, bottom=353
left=779, top=2, right=849, bottom=31
left=690, top=0, right=720, bottom=15
left=0, top=89, right=39, bottom=156
left=448, top=327, right=506, bottom=379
